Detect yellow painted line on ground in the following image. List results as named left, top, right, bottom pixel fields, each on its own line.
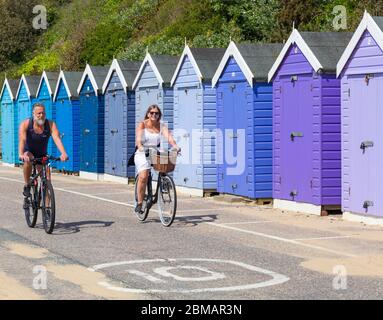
left=0, top=271, right=42, bottom=300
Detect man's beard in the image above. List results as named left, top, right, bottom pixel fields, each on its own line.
left=34, top=117, right=45, bottom=126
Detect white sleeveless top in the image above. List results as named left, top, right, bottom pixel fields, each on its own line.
left=141, top=122, right=162, bottom=147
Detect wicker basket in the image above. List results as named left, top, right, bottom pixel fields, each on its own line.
left=150, top=150, right=178, bottom=173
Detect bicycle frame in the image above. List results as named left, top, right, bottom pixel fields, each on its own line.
left=145, top=171, right=166, bottom=210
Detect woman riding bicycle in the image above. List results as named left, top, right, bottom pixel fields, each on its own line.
left=134, top=104, right=180, bottom=214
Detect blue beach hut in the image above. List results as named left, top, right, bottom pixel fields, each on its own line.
left=0, top=78, right=19, bottom=164
left=36, top=71, right=59, bottom=158
left=132, top=52, right=178, bottom=134
left=212, top=41, right=283, bottom=200
left=15, top=75, right=40, bottom=163
left=77, top=64, right=109, bottom=180
left=53, top=70, right=83, bottom=172
left=102, top=59, right=141, bottom=183
left=170, top=45, right=225, bottom=196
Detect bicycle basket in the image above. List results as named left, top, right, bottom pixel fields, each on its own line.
left=150, top=150, right=177, bottom=173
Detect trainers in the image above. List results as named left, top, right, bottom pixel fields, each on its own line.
left=23, top=185, right=31, bottom=197
left=135, top=203, right=143, bottom=213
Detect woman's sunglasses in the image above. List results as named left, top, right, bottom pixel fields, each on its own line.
left=149, top=112, right=159, bottom=116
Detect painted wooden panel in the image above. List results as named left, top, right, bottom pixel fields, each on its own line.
left=54, top=80, right=80, bottom=172
left=321, top=75, right=341, bottom=205
left=104, top=71, right=135, bottom=178
left=202, top=83, right=217, bottom=190
left=272, top=42, right=342, bottom=208
left=217, top=58, right=273, bottom=198
left=173, top=56, right=203, bottom=189
left=79, top=76, right=105, bottom=173
left=275, top=45, right=314, bottom=77
left=253, top=84, right=273, bottom=199
left=343, top=30, right=383, bottom=76
left=1, top=88, right=17, bottom=164
left=36, top=79, right=57, bottom=158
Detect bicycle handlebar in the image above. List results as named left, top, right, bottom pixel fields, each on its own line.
left=19, top=155, right=68, bottom=164
left=144, top=147, right=181, bottom=158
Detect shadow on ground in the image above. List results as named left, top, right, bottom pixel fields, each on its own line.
left=36, top=220, right=115, bottom=235
left=140, top=214, right=218, bottom=227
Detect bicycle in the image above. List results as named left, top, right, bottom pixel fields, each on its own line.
left=134, top=148, right=179, bottom=227
left=22, top=155, right=62, bottom=234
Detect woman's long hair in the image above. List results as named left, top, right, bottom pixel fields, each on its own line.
left=144, top=104, right=162, bottom=121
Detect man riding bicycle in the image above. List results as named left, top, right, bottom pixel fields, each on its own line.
left=18, top=103, right=68, bottom=199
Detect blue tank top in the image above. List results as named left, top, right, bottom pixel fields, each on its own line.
left=24, top=118, right=51, bottom=157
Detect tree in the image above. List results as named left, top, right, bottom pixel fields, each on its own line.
left=0, top=0, right=42, bottom=71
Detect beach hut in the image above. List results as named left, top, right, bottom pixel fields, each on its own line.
left=337, top=12, right=383, bottom=224
left=15, top=75, right=40, bottom=163
left=102, top=59, right=141, bottom=183
left=0, top=79, right=19, bottom=164
left=77, top=64, right=109, bottom=180
left=36, top=71, right=59, bottom=158
left=268, top=29, right=352, bottom=215
left=132, top=52, right=178, bottom=134
left=212, top=41, right=283, bottom=200
left=16, top=75, right=40, bottom=126
left=170, top=45, right=225, bottom=196
left=53, top=70, right=83, bottom=172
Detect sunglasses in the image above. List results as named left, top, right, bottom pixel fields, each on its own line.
left=149, top=112, right=160, bottom=116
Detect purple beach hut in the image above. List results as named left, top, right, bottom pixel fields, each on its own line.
left=268, top=29, right=352, bottom=215
left=337, top=11, right=383, bottom=225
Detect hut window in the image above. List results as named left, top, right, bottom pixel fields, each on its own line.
left=291, top=75, right=298, bottom=83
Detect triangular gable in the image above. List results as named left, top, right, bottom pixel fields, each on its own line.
left=15, top=75, right=32, bottom=100
left=36, top=71, right=56, bottom=97
left=170, top=45, right=203, bottom=87
left=77, top=64, right=100, bottom=95
left=337, top=11, right=383, bottom=77
left=212, top=41, right=254, bottom=87
left=102, top=59, right=129, bottom=94
left=1, top=79, right=15, bottom=101
left=132, top=52, right=164, bottom=90
left=268, top=29, right=322, bottom=82
left=53, top=70, right=73, bottom=101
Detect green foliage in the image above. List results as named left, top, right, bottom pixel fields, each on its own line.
left=18, top=51, right=60, bottom=76
left=1, top=0, right=382, bottom=75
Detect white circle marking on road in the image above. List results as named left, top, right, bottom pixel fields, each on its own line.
left=88, top=258, right=289, bottom=293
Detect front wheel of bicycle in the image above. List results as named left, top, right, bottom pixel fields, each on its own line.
left=134, top=175, right=150, bottom=221
left=24, top=184, right=39, bottom=228
left=157, top=174, right=177, bottom=227
left=41, top=181, right=56, bottom=234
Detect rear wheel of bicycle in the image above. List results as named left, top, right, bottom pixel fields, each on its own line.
left=134, top=175, right=150, bottom=221
left=24, top=184, right=39, bottom=228
left=41, top=181, right=56, bottom=234
left=157, top=174, right=177, bottom=227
